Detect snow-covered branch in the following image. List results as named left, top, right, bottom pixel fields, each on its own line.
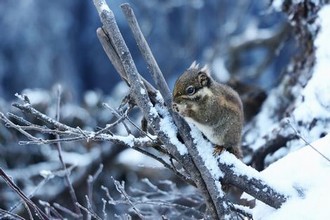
left=93, top=1, right=229, bottom=218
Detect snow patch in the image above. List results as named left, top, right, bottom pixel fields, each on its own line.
left=157, top=105, right=188, bottom=155
left=272, top=0, right=284, bottom=11
left=189, top=124, right=222, bottom=179
left=140, top=88, right=146, bottom=95
left=99, top=0, right=110, bottom=13
left=117, top=148, right=164, bottom=168
left=254, top=134, right=330, bottom=219
left=112, top=134, right=136, bottom=147
left=39, top=170, right=54, bottom=179
left=18, top=89, right=51, bottom=105
left=84, top=90, right=100, bottom=107
left=292, top=4, right=330, bottom=134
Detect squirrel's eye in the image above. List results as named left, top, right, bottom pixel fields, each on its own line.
left=186, top=86, right=196, bottom=95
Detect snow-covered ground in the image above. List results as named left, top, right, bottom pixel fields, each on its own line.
left=254, top=134, right=330, bottom=219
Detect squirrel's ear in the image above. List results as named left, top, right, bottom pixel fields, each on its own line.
left=189, top=61, right=199, bottom=70
left=198, top=71, right=210, bottom=87
left=198, top=64, right=211, bottom=87
left=201, top=64, right=210, bottom=76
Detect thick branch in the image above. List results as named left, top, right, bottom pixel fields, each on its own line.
left=251, top=133, right=297, bottom=171
left=96, top=28, right=157, bottom=97
left=219, top=158, right=287, bottom=209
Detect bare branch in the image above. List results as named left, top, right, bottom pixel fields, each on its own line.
left=12, top=102, right=73, bottom=132
left=0, top=168, right=49, bottom=220
left=121, top=3, right=173, bottom=108
left=53, top=203, right=81, bottom=219
left=75, top=197, right=102, bottom=220
left=54, top=87, right=82, bottom=218
left=112, top=178, right=145, bottom=219
left=250, top=133, right=297, bottom=171
left=87, top=163, right=104, bottom=212
left=39, top=200, right=64, bottom=219
left=0, top=208, right=25, bottom=220
left=96, top=28, right=157, bottom=98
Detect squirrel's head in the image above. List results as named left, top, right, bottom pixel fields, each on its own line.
left=172, top=61, right=212, bottom=117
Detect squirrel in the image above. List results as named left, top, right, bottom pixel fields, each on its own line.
left=172, top=61, right=244, bottom=158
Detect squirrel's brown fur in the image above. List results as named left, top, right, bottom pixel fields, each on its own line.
left=172, top=62, right=244, bottom=158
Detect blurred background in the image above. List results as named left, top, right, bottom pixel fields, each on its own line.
left=0, top=0, right=294, bottom=101
left=0, top=0, right=297, bottom=218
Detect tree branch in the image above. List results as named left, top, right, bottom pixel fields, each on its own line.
left=0, top=168, right=49, bottom=220
left=218, top=153, right=288, bottom=209
left=54, top=87, right=82, bottom=218
left=120, top=3, right=172, bottom=108
left=250, top=133, right=297, bottom=171
left=93, top=1, right=230, bottom=218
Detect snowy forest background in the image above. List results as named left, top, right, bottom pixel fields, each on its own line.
left=1, top=0, right=330, bottom=219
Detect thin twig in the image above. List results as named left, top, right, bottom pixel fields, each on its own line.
left=87, top=163, right=104, bottom=212
left=103, top=99, right=154, bottom=140
left=7, top=113, right=33, bottom=126
left=0, top=168, right=49, bottom=220
left=134, top=146, right=195, bottom=186
left=0, top=112, right=44, bottom=143
left=286, top=119, right=330, bottom=163
left=24, top=202, right=34, bottom=220
left=12, top=103, right=73, bottom=131
left=85, top=196, right=94, bottom=220
left=101, top=185, right=115, bottom=204
left=101, top=198, right=107, bottom=220
left=75, top=202, right=102, bottom=220
left=93, top=116, right=125, bottom=136
left=0, top=208, right=26, bottom=220
left=54, top=86, right=82, bottom=218
left=19, top=136, right=85, bottom=145
left=53, top=203, right=81, bottom=219
left=9, top=177, right=50, bottom=214
left=39, top=200, right=64, bottom=219
left=112, top=178, right=145, bottom=219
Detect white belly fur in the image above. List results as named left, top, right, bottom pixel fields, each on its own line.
left=184, top=117, right=224, bottom=145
